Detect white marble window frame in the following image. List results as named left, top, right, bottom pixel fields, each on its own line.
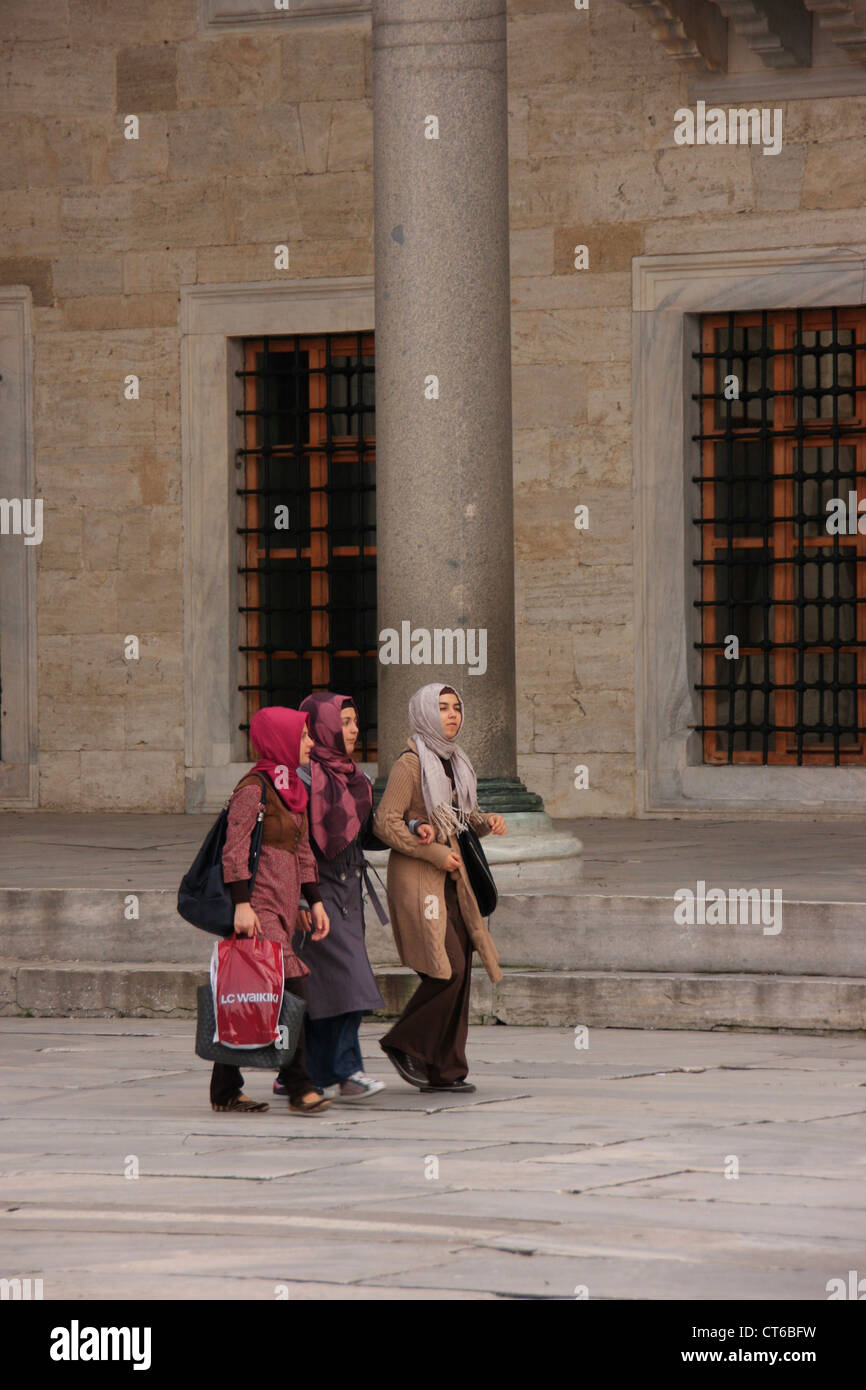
left=632, top=247, right=866, bottom=816
left=0, top=288, right=37, bottom=809
left=180, top=276, right=374, bottom=811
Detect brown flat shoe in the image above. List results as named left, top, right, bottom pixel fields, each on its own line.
left=212, top=1093, right=269, bottom=1113
left=288, top=1095, right=331, bottom=1114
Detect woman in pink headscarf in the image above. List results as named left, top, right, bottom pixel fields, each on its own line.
left=280, top=693, right=387, bottom=1102
left=209, top=705, right=332, bottom=1115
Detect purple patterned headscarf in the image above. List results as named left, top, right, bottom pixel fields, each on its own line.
left=299, top=692, right=371, bottom=859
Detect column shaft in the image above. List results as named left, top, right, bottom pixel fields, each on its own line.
left=372, top=0, right=521, bottom=784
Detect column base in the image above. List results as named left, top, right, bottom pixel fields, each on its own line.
left=368, top=770, right=582, bottom=889
left=372, top=773, right=544, bottom=815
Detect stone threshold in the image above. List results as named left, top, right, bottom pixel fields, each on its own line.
left=1, top=961, right=863, bottom=1034
left=4, top=885, right=864, bottom=978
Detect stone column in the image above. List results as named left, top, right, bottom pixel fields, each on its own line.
left=372, top=0, right=539, bottom=812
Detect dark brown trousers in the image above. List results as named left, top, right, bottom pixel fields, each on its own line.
left=380, top=877, right=473, bottom=1085
left=209, top=975, right=315, bottom=1106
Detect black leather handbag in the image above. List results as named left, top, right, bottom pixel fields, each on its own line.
left=457, top=823, right=498, bottom=917
left=177, top=774, right=269, bottom=935
left=194, top=984, right=306, bottom=1066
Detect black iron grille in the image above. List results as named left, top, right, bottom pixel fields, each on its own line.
left=236, top=333, right=377, bottom=760
left=692, top=308, right=866, bottom=765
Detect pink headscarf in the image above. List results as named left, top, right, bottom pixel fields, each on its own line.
left=249, top=706, right=309, bottom=814
left=299, top=693, right=372, bottom=858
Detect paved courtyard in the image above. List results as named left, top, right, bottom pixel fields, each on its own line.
left=1, top=1018, right=864, bottom=1301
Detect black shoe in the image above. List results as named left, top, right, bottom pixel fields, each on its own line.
left=419, top=1080, right=476, bottom=1093
left=380, top=1044, right=428, bottom=1088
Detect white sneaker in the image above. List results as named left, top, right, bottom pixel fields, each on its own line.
left=336, top=1071, right=385, bottom=1101
left=320, top=1084, right=340, bottom=1099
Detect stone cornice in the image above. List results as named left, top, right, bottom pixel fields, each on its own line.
left=623, top=0, right=866, bottom=75
left=803, top=0, right=866, bottom=65
left=623, top=0, right=728, bottom=73
left=713, top=0, right=812, bottom=68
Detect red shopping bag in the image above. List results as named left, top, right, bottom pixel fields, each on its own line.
left=209, top=935, right=284, bottom=1048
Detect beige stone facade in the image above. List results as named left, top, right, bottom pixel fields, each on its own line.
left=2, top=1, right=864, bottom=815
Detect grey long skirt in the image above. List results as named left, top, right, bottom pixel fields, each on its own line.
left=299, top=855, right=384, bottom=1021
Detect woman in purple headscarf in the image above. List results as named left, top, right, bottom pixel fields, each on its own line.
left=274, top=693, right=387, bottom=1102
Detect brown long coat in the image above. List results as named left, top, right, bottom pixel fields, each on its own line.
left=373, top=739, right=502, bottom=983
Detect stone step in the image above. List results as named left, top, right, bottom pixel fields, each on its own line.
left=1, top=960, right=863, bottom=1032
left=1, top=887, right=863, bottom=977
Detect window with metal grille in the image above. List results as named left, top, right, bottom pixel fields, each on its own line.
left=236, top=334, right=377, bottom=760
left=693, top=308, right=866, bottom=765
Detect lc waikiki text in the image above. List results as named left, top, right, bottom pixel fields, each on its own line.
left=218, top=992, right=280, bottom=1005
left=674, top=102, right=782, bottom=157
left=378, top=622, right=487, bottom=675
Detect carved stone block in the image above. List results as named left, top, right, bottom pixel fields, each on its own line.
left=623, top=1, right=728, bottom=72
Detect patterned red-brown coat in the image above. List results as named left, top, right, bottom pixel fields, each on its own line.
left=221, top=781, right=317, bottom=978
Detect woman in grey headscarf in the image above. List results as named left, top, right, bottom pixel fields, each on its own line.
left=373, top=683, right=507, bottom=1092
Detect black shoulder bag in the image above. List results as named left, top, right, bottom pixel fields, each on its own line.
left=177, top=774, right=269, bottom=935
left=457, top=822, right=498, bottom=918
left=405, top=748, right=498, bottom=918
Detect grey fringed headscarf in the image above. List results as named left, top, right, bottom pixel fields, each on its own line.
left=408, top=682, right=478, bottom=843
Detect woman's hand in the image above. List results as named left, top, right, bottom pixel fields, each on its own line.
left=416, top=822, right=435, bottom=845
left=233, top=902, right=261, bottom=937
left=443, top=850, right=462, bottom=872
left=488, top=813, right=507, bottom=836
left=310, top=902, right=330, bottom=941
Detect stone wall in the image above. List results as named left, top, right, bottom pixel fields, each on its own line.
left=510, top=1, right=664, bottom=816
left=0, top=1, right=373, bottom=809
left=1, top=1, right=860, bottom=813
left=507, top=0, right=866, bottom=815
